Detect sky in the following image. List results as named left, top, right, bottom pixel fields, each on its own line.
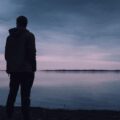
left=0, top=0, right=120, bottom=70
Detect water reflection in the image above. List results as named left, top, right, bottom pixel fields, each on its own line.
left=0, top=71, right=120, bottom=110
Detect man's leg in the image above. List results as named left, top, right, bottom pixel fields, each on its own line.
left=6, top=73, right=20, bottom=118
left=20, top=72, right=34, bottom=120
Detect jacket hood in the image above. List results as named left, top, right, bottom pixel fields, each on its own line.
left=9, top=27, right=29, bottom=37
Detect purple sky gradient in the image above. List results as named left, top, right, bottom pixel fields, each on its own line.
left=0, top=0, right=120, bottom=70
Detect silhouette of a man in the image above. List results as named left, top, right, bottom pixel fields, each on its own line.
left=5, top=16, right=36, bottom=120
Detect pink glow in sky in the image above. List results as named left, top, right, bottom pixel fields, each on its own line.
left=0, top=0, right=120, bottom=70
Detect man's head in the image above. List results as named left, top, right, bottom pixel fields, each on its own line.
left=16, top=16, right=28, bottom=28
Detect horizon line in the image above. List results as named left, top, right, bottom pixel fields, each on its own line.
left=1, top=69, right=120, bottom=71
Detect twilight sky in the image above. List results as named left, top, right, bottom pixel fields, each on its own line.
left=0, top=0, right=120, bottom=70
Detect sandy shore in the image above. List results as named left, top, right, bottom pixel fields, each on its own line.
left=0, top=106, right=120, bottom=120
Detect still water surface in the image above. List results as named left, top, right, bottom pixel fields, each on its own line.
left=0, top=71, right=120, bottom=110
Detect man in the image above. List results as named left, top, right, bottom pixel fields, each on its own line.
left=5, top=16, right=36, bottom=120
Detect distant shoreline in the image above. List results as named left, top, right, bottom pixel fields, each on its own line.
left=1, top=69, right=120, bottom=72
left=41, top=69, right=120, bottom=73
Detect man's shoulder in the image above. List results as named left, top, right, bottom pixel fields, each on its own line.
left=26, top=30, right=35, bottom=39
left=27, top=30, right=34, bottom=37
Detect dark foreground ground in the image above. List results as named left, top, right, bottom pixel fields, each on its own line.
left=0, top=106, right=120, bottom=120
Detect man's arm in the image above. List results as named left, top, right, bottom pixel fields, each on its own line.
left=27, top=34, right=36, bottom=71
left=5, top=36, right=9, bottom=61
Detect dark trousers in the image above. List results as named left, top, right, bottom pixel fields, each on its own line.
left=6, top=72, right=34, bottom=119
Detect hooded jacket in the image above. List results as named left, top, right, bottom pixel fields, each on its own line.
left=5, top=27, right=36, bottom=73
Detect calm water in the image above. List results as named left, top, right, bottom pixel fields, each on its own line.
left=0, top=71, right=120, bottom=110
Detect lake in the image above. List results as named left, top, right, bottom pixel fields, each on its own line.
left=0, top=71, right=120, bottom=110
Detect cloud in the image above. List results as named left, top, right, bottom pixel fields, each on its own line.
left=0, top=0, right=23, bottom=19
left=1, top=0, right=120, bottom=69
